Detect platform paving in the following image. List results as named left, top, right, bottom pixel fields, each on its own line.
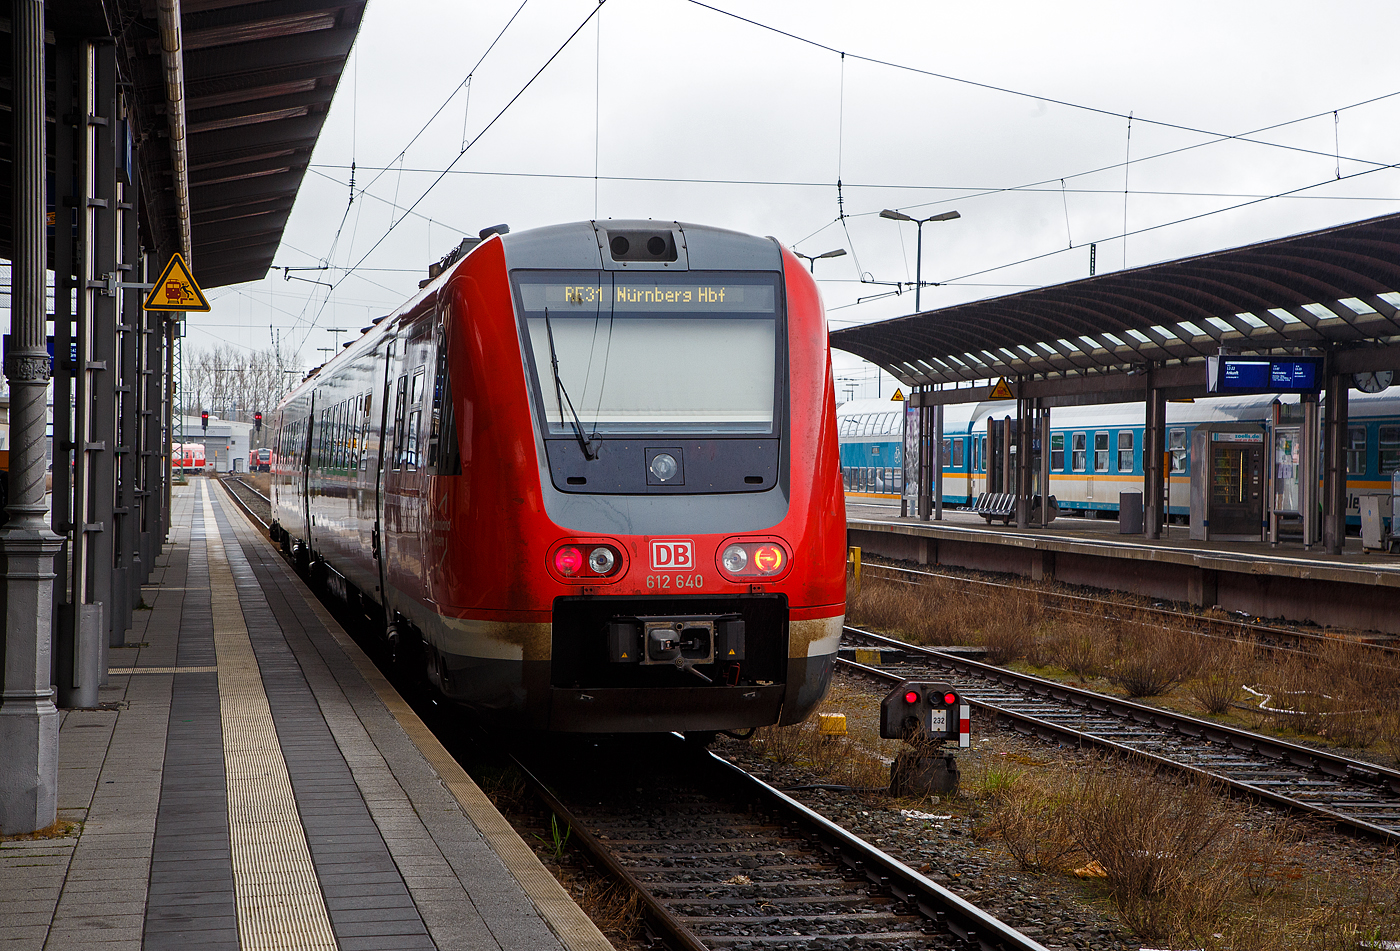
left=0, top=480, right=613, bottom=951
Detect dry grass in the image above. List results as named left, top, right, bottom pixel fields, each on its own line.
left=751, top=682, right=896, bottom=794
left=976, top=756, right=1400, bottom=948
left=1102, top=618, right=1204, bottom=698
left=0, top=820, right=78, bottom=841
left=1187, top=637, right=1259, bottom=714
left=851, top=561, right=1400, bottom=757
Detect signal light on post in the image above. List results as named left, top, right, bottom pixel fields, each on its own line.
left=254, top=411, right=262, bottom=432
left=201, top=410, right=209, bottom=431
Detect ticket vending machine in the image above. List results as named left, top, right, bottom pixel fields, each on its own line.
left=1190, top=423, right=1267, bottom=541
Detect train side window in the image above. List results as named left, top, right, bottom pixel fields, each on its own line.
left=951, top=438, right=964, bottom=468
left=361, top=391, right=373, bottom=470
left=1380, top=425, right=1400, bottom=474
left=1118, top=430, right=1134, bottom=473
left=1169, top=428, right=1187, bottom=473
left=1051, top=432, right=1064, bottom=470
left=392, top=375, right=408, bottom=470
left=1347, top=426, right=1367, bottom=474
left=1071, top=432, right=1086, bottom=471
left=1094, top=431, right=1109, bottom=472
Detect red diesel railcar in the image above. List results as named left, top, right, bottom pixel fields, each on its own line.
left=270, top=220, right=846, bottom=732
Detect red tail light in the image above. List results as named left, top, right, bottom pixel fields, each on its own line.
left=554, top=546, right=583, bottom=576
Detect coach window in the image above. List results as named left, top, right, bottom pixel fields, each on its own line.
left=1050, top=432, right=1064, bottom=470
left=1169, top=428, right=1187, bottom=473
left=1347, top=426, right=1367, bottom=474
left=1071, top=432, right=1086, bottom=471
left=392, top=375, right=408, bottom=469
left=1117, top=431, right=1134, bottom=472
left=1094, top=431, right=1109, bottom=472
left=951, top=438, right=964, bottom=468
left=1380, top=425, right=1400, bottom=474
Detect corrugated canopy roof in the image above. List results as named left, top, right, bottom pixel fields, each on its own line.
left=26, top=0, right=365, bottom=288
left=830, top=212, right=1400, bottom=390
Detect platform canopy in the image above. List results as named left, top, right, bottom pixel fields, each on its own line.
left=29, top=0, right=365, bottom=289
left=830, top=212, right=1400, bottom=401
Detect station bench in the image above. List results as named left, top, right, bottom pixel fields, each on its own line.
left=971, top=493, right=1059, bottom=524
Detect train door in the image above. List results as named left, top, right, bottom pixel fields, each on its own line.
left=373, top=338, right=396, bottom=611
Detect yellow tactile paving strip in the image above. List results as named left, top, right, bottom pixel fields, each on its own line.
left=213, top=483, right=615, bottom=951
left=200, top=483, right=338, bottom=951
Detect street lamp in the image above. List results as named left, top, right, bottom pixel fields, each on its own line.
left=793, top=248, right=847, bottom=273
left=879, top=209, right=960, bottom=313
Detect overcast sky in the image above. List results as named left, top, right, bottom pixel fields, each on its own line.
left=191, top=0, right=1400, bottom=403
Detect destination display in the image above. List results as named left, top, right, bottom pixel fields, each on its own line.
left=1206, top=355, right=1324, bottom=394
left=518, top=280, right=776, bottom=314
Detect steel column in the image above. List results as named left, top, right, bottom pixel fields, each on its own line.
left=113, top=134, right=142, bottom=640
left=141, top=254, right=166, bottom=573
left=1301, top=393, right=1321, bottom=549
left=1322, top=373, right=1349, bottom=554
left=932, top=402, right=943, bottom=521
left=0, top=0, right=65, bottom=834
left=1144, top=381, right=1167, bottom=539
left=1038, top=406, right=1051, bottom=528
left=1015, top=395, right=1031, bottom=529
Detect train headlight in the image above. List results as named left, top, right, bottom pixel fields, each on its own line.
left=588, top=546, right=616, bottom=574
left=554, top=546, right=583, bottom=576
left=649, top=452, right=678, bottom=482
left=721, top=545, right=748, bottom=573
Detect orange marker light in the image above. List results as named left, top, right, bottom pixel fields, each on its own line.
left=753, top=545, right=784, bottom=573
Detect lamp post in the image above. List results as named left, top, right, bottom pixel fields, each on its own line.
left=793, top=248, right=847, bottom=273
left=879, top=209, right=960, bottom=313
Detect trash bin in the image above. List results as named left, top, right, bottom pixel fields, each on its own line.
left=1119, top=492, right=1143, bottom=534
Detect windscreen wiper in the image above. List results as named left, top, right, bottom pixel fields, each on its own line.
left=544, top=308, right=600, bottom=461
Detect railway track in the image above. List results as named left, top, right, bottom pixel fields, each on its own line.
left=510, top=734, right=1047, bottom=951
left=217, top=475, right=271, bottom=531
left=858, top=560, right=1398, bottom=654
left=841, top=625, right=1400, bottom=842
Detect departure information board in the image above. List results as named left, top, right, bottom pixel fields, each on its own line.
left=1207, top=355, right=1324, bottom=393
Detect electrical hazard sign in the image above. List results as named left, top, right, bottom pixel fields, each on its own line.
left=143, top=253, right=210, bottom=312
left=989, top=377, right=1015, bottom=400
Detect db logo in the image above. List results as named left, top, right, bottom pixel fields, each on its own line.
left=650, top=539, right=694, bottom=571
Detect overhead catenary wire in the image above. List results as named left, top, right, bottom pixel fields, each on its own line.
left=296, top=1, right=608, bottom=352
left=681, top=0, right=1399, bottom=173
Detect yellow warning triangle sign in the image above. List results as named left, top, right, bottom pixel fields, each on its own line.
left=989, top=377, right=1015, bottom=400
left=890, top=388, right=905, bottom=401
left=143, top=253, right=211, bottom=312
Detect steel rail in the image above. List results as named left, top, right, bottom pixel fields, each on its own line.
left=509, top=736, right=1048, bottom=951
left=842, top=625, right=1400, bottom=843
left=703, top=750, right=1048, bottom=951
left=216, top=476, right=270, bottom=532
left=859, top=560, right=1397, bottom=654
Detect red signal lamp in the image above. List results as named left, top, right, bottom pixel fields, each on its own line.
left=904, top=690, right=920, bottom=704
left=944, top=692, right=958, bottom=705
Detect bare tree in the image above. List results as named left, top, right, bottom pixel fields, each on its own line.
left=181, top=344, right=301, bottom=421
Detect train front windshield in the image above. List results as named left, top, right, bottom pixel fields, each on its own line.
left=515, top=272, right=781, bottom=435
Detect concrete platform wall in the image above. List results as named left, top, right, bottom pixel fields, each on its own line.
left=849, top=526, right=1400, bottom=636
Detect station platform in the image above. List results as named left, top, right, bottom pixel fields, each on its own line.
left=0, top=480, right=612, bottom=951
left=846, top=495, right=1400, bottom=635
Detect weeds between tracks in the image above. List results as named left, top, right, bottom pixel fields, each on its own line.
left=846, top=574, right=1400, bottom=764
